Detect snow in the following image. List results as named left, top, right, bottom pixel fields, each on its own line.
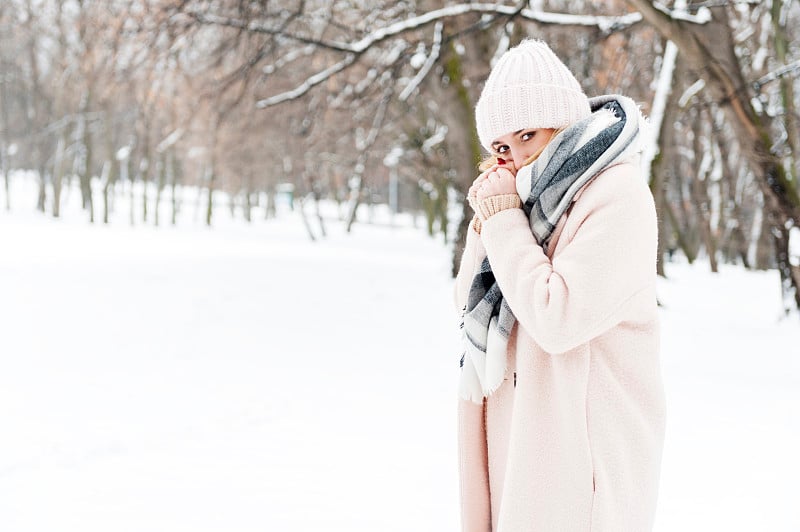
left=655, top=260, right=800, bottom=531
left=1, top=175, right=799, bottom=531
left=790, top=226, right=800, bottom=267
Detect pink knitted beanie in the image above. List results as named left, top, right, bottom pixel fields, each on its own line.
left=475, top=39, right=591, bottom=151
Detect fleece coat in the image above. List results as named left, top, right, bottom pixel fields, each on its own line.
left=454, top=158, right=666, bottom=532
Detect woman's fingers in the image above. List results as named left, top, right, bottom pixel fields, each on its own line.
left=495, top=167, right=515, bottom=180
left=476, top=167, right=517, bottom=200
left=472, top=164, right=498, bottom=187
left=468, top=164, right=508, bottom=206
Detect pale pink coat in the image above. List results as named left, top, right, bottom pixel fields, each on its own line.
left=454, top=160, right=666, bottom=532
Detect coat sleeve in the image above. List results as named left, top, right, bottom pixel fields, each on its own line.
left=453, top=216, right=487, bottom=314
left=478, top=164, right=657, bottom=354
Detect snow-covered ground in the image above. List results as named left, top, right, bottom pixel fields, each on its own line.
left=1, top=175, right=798, bottom=531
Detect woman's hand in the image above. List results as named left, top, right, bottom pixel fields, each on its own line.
left=475, top=167, right=517, bottom=201
left=467, top=165, right=496, bottom=213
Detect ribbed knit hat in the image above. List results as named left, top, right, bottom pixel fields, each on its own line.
left=475, top=39, right=591, bottom=151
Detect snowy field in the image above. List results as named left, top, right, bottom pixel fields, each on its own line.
left=1, top=175, right=799, bottom=531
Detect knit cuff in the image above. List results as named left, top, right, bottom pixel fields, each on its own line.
left=476, top=194, right=522, bottom=221
left=471, top=215, right=482, bottom=234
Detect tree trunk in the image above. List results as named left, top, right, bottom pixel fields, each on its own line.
left=243, top=191, right=252, bottom=222
left=690, top=109, right=718, bottom=273
left=78, top=91, right=94, bottom=223
left=127, top=156, right=135, bottom=226
left=0, top=67, right=11, bottom=212
left=36, top=167, right=46, bottom=213
left=1, top=149, right=8, bottom=212
left=101, top=114, right=117, bottom=225
left=206, top=166, right=214, bottom=227
left=206, top=116, right=220, bottom=227
left=313, top=186, right=326, bottom=237
left=771, top=0, right=798, bottom=188
left=443, top=39, right=484, bottom=274
left=242, top=173, right=253, bottom=223
left=754, top=204, right=773, bottom=270
left=265, top=182, right=276, bottom=219
left=714, top=116, right=750, bottom=268
left=154, top=155, right=165, bottom=227
left=651, top=149, right=668, bottom=277
left=345, top=87, right=392, bottom=233
left=345, top=177, right=364, bottom=232
left=452, top=201, right=473, bottom=277
left=27, top=0, right=47, bottom=214
left=170, top=150, right=181, bottom=225
left=141, top=157, right=149, bottom=224
left=649, top=57, right=681, bottom=277
left=671, top=135, right=701, bottom=263
left=52, top=131, right=67, bottom=218
left=299, top=192, right=317, bottom=241
left=435, top=178, right=449, bottom=243
left=99, top=161, right=111, bottom=223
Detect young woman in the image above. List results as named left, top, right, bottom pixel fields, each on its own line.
left=454, top=40, right=666, bottom=531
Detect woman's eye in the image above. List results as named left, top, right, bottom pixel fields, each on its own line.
left=497, top=145, right=509, bottom=154
left=521, top=131, right=535, bottom=141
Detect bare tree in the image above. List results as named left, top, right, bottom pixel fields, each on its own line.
left=626, top=0, right=800, bottom=309
left=4, top=1, right=800, bottom=311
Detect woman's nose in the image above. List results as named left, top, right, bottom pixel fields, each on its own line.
left=508, top=153, right=521, bottom=173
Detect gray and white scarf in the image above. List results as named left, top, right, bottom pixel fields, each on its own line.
left=459, top=95, right=646, bottom=403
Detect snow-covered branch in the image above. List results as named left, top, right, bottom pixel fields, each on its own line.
left=421, top=124, right=449, bottom=154
left=679, top=79, right=706, bottom=107
left=399, top=22, right=443, bottom=102
left=248, top=3, right=643, bottom=109
left=753, top=60, right=800, bottom=92
left=653, top=1, right=711, bottom=24
left=687, top=0, right=759, bottom=7
left=341, top=2, right=641, bottom=50
left=192, top=3, right=643, bottom=56
left=157, top=128, right=184, bottom=153
left=263, top=45, right=316, bottom=75
left=256, top=54, right=356, bottom=108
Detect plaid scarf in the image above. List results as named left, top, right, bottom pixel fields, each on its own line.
left=459, top=95, right=644, bottom=403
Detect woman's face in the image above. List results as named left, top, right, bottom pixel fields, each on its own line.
left=490, top=128, right=557, bottom=174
